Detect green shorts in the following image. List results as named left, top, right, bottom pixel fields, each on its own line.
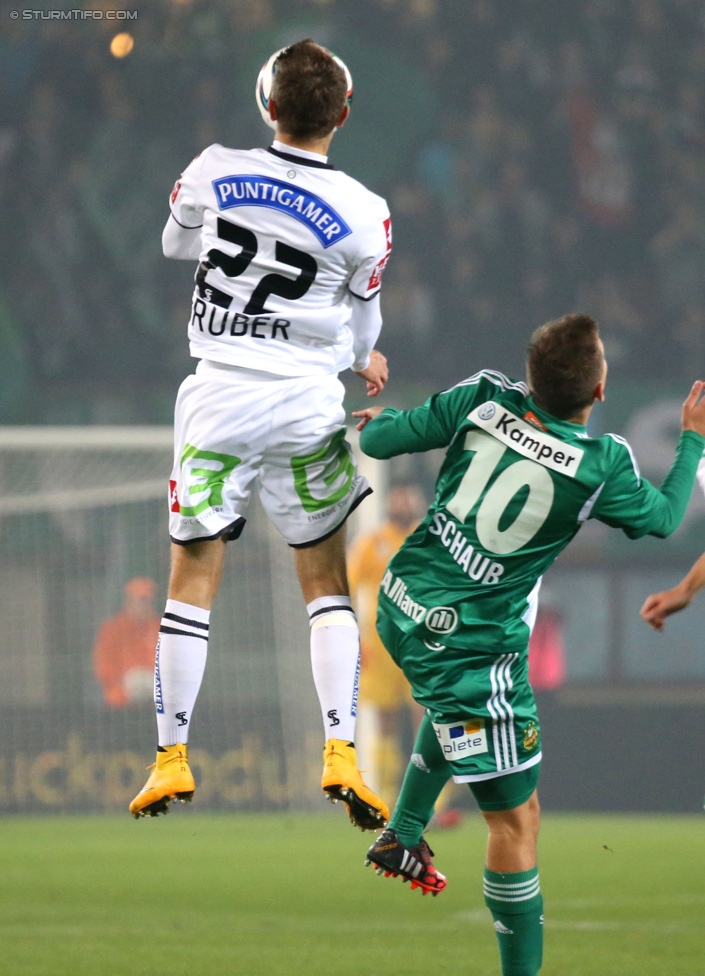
left=469, top=765, right=540, bottom=812
left=378, top=607, right=542, bottom=794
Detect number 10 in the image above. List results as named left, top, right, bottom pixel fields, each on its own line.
left=446, top=430, right=554, bottom=555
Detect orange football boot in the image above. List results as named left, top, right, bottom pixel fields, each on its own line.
left=129, top=744, right=195, bottom=818
left=322, top=738, right=389, bottom=831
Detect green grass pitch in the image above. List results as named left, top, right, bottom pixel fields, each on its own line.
left=1, top=811, right=703, bottom=975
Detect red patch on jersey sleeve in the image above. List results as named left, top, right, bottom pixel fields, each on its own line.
left=170, top=180, right=182, bottom=205
left=367, top=217, right=393, bottom=292
left=366, top=257, right=389, bottom=292
left=383, top=216, right=392, bottom=251
left=169, top=480, right=180, bottom=512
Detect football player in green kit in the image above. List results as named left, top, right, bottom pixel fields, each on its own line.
left=352, top=314, right=705, bottom=976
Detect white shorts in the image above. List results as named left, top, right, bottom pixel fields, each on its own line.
left=169, top=361, right=371, bottom=547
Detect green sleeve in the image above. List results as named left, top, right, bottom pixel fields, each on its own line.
left=592, top=430, right=705, bottom=539
left=359, top=383, right=483, bottom=459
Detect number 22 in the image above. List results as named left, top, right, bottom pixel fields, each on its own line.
left=203, top=217, right=318, bottom=315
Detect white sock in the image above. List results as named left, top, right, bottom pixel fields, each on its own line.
left=307, top=595, right=360, bottom=744
left=155, top=599, right=210, bottom=747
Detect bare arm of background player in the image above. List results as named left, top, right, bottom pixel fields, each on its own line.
left=640, top=551, right=705, bottom=631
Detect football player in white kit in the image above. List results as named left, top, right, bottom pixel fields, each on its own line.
left=129, top=40, right=392, bottom=830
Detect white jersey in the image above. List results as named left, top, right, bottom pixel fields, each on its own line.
left=168, top=142, right=392, bottom=376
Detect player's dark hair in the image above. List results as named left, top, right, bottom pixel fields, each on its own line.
left=527, top=313, right=604, bottom=420
left=272, top=40, right=347, bottom=140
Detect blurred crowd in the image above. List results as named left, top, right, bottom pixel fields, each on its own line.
left=1, top=0, right=704, bottom=422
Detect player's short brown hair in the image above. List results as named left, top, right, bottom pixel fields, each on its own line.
left=526, top=313, right=604, bottom=420
left=272, top=40, right=348, bottom=141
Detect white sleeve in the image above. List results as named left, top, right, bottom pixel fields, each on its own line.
left=162, top=215, right=202, bottom=260
left=163, top=149, right=209, bottom=259
left=169, top=149, right=207, bottom=227
left=349, top=292, right=382, bottom=372
left=348, top=212, right=392, bottom=302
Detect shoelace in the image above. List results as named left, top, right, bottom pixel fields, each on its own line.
left=413, top=840, right=436, bottom=866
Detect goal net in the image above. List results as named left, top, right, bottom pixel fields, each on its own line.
left=0, top=426, right=385, bottom=815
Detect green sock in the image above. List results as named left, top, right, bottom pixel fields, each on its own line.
left=388, top=713, right=452, bottom=848
left=483, top=867, right=543, bottom=976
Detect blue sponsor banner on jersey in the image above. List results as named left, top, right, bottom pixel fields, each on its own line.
left=212, top=174, right=352, bottom=248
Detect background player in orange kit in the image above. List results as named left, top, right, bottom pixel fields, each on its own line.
left=93, top=578, right=160, bottom=709
left=349, top=482, right=426, bottom=798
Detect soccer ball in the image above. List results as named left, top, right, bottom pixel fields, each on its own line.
left=255, top=46, right=354, bottom=131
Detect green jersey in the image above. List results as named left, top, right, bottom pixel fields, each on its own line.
left=361, top=369, right=704, bottom=654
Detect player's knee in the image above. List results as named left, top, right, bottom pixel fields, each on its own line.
left=168, top=539, right=225, bottom=608
left=524, top=792, right=541, bottom=840
left=516, top=795, right=541, bottom=842
left=485, top=793, right=541, bottom=845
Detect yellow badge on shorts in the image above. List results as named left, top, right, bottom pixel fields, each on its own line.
left=464, top=720, right=484, bottom=734
left=523, top=721, right=539, bottom=751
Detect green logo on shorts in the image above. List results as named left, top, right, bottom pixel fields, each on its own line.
left=179, top=443, right=241, bottom=517
left=291, top=430, right=355, bottom=513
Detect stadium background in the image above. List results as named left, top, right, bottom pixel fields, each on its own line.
left=2, top=0, right=705, bottom=819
